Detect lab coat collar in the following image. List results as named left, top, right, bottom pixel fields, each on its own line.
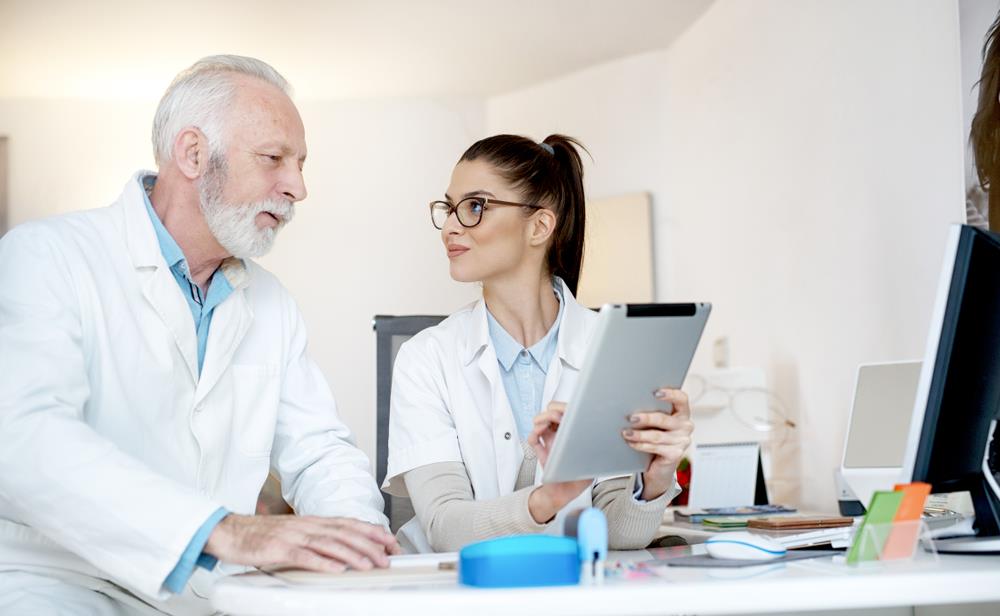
left=461, top=277, right=589, bottom=370
left=120, top=171, right=254, bottom=384
left=122, top=171, right=251, bottom=291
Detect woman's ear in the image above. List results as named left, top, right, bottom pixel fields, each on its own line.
left=172, top=127, right=209, bottom=180
left=529, top=208, right=558, bottom=247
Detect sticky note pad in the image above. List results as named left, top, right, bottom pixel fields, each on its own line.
left=881, top=482, right=932, bottom=560
left=847, top=490, right=904, bottom=564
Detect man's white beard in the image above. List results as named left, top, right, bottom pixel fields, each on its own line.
left=198, top=159, right=295, bottom=259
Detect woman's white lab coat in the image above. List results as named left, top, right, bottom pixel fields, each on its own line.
left=0, top=172, right=385, bottom=615
left=383, top=278, right=598, bottom=551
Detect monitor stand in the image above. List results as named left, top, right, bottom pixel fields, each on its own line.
left=930, top=425, right=1000, bottom=554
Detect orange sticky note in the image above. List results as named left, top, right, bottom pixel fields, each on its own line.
left=881, top=482, right=932, bottom=560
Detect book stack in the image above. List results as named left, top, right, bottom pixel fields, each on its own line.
left=746, top=517, right=857, bottom=549
left=672, top=504, right=797, bottom=524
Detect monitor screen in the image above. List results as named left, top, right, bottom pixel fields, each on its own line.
left=902, top=225, right=1000, bottom=541
left=843, top=361, right=922, bottom=469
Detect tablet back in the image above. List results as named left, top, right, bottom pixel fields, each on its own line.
left=542, top=303, right=711, bottom=483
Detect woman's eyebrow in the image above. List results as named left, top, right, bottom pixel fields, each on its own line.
left=443, top=190, right=495, bottom=201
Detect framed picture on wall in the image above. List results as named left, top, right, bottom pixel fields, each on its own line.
left=576, top=191, right=655, bottom=307
left=0, top=136, right=7, bottom=238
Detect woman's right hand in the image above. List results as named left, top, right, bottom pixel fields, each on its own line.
left=527, top=402, right=567, bottom=468
left=526, top=402, right=592, bottom=524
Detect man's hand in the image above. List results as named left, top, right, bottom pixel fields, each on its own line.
left=204, top=514, right=401, bottom=573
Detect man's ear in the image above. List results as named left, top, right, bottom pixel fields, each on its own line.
left=529, top=208, right=557, bottom=247
left=172, top=127, right=208, bottom=180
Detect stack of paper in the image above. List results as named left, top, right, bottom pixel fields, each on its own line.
left=750, top=525, right=857, bottom=550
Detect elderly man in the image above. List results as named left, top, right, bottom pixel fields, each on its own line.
left=0, top=56, right=398, bottom=614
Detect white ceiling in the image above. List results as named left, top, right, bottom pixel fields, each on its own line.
left=0, top=0, right=713, bottom=100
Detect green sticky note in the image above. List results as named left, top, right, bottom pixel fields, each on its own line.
left=847, top=490, right=905, bottom=564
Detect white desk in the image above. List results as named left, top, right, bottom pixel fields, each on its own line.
left=211, top=547, right=1000, bottom=616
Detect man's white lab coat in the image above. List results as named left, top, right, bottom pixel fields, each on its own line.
left=0, top=172, right=385, bottom=614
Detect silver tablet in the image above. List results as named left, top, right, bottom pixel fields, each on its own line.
left=541, top=302, right=711, bottom=483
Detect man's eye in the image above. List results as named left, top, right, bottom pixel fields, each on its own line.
left=260, top=154, right=281, bottom=163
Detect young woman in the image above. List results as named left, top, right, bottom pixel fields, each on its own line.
left=383, top=134, right=694, bottom=553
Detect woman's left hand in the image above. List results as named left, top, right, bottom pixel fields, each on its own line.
left=622, top=388, right=694, bottom=501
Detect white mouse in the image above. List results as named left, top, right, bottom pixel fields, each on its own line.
left=705, top=531, right=787, bottom=561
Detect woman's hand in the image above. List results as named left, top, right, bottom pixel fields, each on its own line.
left=527, top=402, right=567, bottom=468
left=623, top=388, right=694, bottom=501
left=526, top=402, right=592, bottom=524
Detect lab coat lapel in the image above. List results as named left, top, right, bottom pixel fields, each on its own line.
left=120, top=172, right=199, bottom=384
left=539, top=279, right=596, bottom=526
left=464, top=299, right=521, bottom=497
left=542, top=279, right=593, bottom=405
left=138, top=268, right=199, bottom=384
left=195, top=285, right=253, bottom=405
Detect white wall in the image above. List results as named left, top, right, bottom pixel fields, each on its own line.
left=488, top=0, right=966, bottom=510
left=0, top=96, right=484, bottom=466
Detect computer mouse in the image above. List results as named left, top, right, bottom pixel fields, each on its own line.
left=705, top=532, right=787, bottom=561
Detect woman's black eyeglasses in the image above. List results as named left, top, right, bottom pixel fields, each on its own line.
left=429, top=196, right=543, bottom=229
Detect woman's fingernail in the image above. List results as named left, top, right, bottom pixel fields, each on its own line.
left=654, top=389, right=668, bottom=399
left=629, top=415, right=640, bottom=423
left=623, top=429, right=634, bottom=437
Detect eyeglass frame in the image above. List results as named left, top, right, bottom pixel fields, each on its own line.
left=428, top=196, right=544, bottom=230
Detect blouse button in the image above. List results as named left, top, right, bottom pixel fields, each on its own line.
left=504, top=432, right=512, bottom=440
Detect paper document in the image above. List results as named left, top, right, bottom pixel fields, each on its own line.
left=389, top=552, right=458, bottom=569
left=266, top=553, right=458, bottom=588
left=688, top=442, right=760, bottom=509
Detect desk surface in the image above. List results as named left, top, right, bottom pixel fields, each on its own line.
left=211, top=547, right=1000, bottom=616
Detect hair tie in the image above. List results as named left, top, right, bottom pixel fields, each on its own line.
left=539, top=142, right=554, bottom=155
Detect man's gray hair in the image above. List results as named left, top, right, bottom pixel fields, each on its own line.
left=152, top=55, right=291, bottom=166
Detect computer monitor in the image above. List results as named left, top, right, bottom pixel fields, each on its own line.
left=900, top=224, right=1000, bottom=553
left=840, top=361, right=923, bottom=512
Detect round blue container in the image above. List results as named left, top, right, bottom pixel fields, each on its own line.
left=459, top=535, right=581, bottom=588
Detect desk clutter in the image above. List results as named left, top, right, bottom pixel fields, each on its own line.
left=261, top=484, right=936, bottom=591
left=674, top=504, right=797, bottom=524
left=846, top=482, right=932, bottom=564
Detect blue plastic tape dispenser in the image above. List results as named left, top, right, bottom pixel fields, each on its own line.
left=459, top=508, right=608, bottom=588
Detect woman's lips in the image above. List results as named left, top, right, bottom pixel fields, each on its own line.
left=447, top=246, right=469, bottom=258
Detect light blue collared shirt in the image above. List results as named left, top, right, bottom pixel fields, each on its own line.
left=486, top=283, right=564, bottom=441
left=141, top=175, right=233, bottom=375
left=141, top=175, right=230, bottom=592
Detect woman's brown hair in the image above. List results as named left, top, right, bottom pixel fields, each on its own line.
left=459, top=134, right=589, bottom=294
left=971, top=11, right=1000, bottom=230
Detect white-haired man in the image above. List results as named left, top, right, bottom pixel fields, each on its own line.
left=0, top=56, right=399, bottom=615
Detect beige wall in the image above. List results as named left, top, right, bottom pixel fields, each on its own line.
left=0, top=0, right=969, bottom=509
left=488, top=0, right=965, bottom=510
left=0, top=96, right=485, bottom=464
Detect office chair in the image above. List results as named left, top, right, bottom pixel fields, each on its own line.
left=373, top=314, right=446, bottom=533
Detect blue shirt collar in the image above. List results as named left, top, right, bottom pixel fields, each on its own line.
left=486, top=282, right=565, bottom=373
left=140, top=174, right=188, bottom=273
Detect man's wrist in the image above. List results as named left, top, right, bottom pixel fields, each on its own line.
left=204, top=513, right=236, bottom=560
